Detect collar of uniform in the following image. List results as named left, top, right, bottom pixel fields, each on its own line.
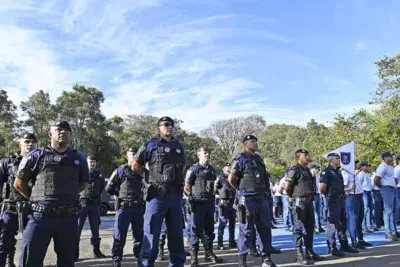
left=156, top=135, right=177, bottom=143
left=296, top=163, right=308, bottom=170
left=47, top=145, right=71, bottom=155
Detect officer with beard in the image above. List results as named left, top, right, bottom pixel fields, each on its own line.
left=0, top=133, right=37, bottom=267
left=229, top=135, right=276, bottom=267
left=14, top=121, right=89, bottom=267
left=285, top=149, right=323, bottom=265
left=133, top=116, right=186, bottom=267
left=184, top=147, right=223, bottom=267
left=215, top=163, right=237, bottom=250
left=76, top=155, right=106, bottom=261
left=106, top=147, right=145, bottom=267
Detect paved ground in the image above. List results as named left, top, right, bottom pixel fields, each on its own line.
left=12, top=214, right=400, bottom=266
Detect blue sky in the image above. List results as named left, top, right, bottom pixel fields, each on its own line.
left=0, top=0, right=399, bottom=132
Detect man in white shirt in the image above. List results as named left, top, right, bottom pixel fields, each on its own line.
left=273, top=182, right=283, bottom=219
left=343, top=165, right=372, bottom=250
left=358, top=162, right=374, bottom=232
left=310, top=165, right=324, bottom=233
left=394, top=156, right=400, bottom=227
left=375, top=151, right=397, bottom=240
left=279, top=170, right=294, bottom=231
left=371, top=168, right=384, bottom=229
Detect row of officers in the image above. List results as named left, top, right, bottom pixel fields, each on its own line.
left=0, top=117, right=381, bottom=267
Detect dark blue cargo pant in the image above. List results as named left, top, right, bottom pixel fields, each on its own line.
left=77, top=203, right=101, bottom=246
left=19, top=212, right=78, bottom=267
left=0, top=209, right=18, bottom=267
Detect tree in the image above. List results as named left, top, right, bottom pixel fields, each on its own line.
left=201, top=115, right=266, bottom=160
left=20, top=90, right=56, bottom=146
left=0, top=89, right=18, bottom=157
left=0, top=89, right=17, bottom=125
left=374, top=53, right=400, bottom=102
left=302, top=119, right=332, bottom=167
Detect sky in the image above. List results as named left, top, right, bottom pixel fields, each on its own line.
left=0, top=0, right=399, bottom=132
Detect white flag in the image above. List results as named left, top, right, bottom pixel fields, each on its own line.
left=324, top=141, right=355, bottom=175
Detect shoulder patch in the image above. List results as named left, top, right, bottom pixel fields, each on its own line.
left=321, top=171, right=326, bottom=175
left=288, top=169, right=296, bottom=179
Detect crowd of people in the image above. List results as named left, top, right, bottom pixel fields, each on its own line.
left=0, top=116, right=399, bottom=267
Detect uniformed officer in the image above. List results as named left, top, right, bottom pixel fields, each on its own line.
left=319, top=153, right=358, bottom=257
left=184, top=147, right=223, bottom=266
left=106, top=147, right=145, bottom=267
left=214, top=162, right=237, bottom=250
left=133, top=116, right=186, bottom=267
left=76, top=155, right=106, bottom=261
left=229, top=135, right=276, bottom=267
left=310, top=165, right=324, bottom=234
left=0, top=133, right=37, bottom=267
left=14, top=121, right=89, bottom=267
left=285, top=149, right=323, bottom=265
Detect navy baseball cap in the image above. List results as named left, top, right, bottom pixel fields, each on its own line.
left=310, top=164, right=320, bottom=169
left=381, top=151, right=394, bottom=159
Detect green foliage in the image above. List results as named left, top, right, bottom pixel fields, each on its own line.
left=1, top=53, right=400, bottom=175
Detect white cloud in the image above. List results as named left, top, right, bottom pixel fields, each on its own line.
left=355, top=41, right=366, bottom=50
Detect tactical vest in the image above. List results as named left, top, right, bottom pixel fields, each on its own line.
left=119, top=165, right=144, bottom=199
left=192, top=164, right=216, bottom=199
left=239, top=154, right=270, bottom=193
left=218, top=175, right=236, bottom=199
left=2, top=158, right=24, bottom=202
left=80, top=171, right=104, bottom=199
left=292, top=166, right=315, bottom=197
left=31, top=149, right=81, bottom=204
left=148, top=141, right=185, bottom=187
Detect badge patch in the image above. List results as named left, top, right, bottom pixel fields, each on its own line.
left=288, top=170, right=296, bottom=179
left=47, top=155, right=54, bottom=162
left=176, top=149, right=181, bottom=154
left=54, top=156, right=62, bottom=162
left=340, top=152, right=351, bottom=165
left=165, top=147, right=170, bottom=153
left=74, top=160, right=80, bottom=165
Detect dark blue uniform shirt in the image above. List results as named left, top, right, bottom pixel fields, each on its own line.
left=134, top=136, right=186, bottom=167
left=0, top=157, right=15, bottom=184
left=186, top=163, right=217, bottom=200
left=16, top=146, right=89, bottom=205
left=106, top=163, right=142, bottom=200
left=320, top=164, right=345, bottom=196
left=231, top=150, right=269, bottom=197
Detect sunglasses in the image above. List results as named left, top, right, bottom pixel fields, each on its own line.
left=160, top=122, right=174, bottom=127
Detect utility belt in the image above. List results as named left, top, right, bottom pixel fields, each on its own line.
left=119, top=199, right=144, bottom=209
left=240, top=193, right=269, bottom=202
left=293, top=195, right=314, bottom=203
left=80, top=198, right=100, bottom=205
left=219, top=198, right=234, bottom=205
left=327, top=193, right=346, bottom=200
left=30, top=203, right=80, bottom=217
left=144, top=182, right=182, bottom=201
left=2, top=202, right=17, bottom=211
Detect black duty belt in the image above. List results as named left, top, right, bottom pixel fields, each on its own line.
left=242, top=194, right=267, bottom=202
left=328, top=194, right=346, bottom=200
left=120, top=200, right=144, bottom=209
left=31, top=203, right=80, bottom=217
left=80, top=198, right=100, bottom=205
left=3, top=202, right=17, bottom=211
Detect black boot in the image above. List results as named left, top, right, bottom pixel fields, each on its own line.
left=238, top=254, right=247, bottom=267
left=191, top=247, right=199, bottom=267
left=305, top=248, right=323, bottom=261
left=93, top=244, right=106, bottom=258
left=204, top=240, right=223, bottom=263
left=296, top=248, right=313, bottom=265
left=229, top=240, right=237, bottom=248
left=331, top=247, right=345, bottom=257
left=250, top=245, right=260, bottom=257
left=340, top=242, right=359, bottom=253
left=158, top=244, right=165, bottom=260
left=261, top=254, right=277, bottom=267
left=6, top=253, right=16, bottom=267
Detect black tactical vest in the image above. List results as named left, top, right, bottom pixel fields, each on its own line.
left=192, top=164, right=216, bottom=199
left=238, top=153, right=270, bottom=193
left=119, top=165, right=144, bottom=199
left=218, top=175, right=236, bottom=199
left=80, top=171, right=104, bottom=199
left=148, top=141, right=185, bottom=187
left=292, top=165, right=315, bottom=197
left=30, top=149, right=81, bottom=204
left=2, top=158, right=24, bottom=202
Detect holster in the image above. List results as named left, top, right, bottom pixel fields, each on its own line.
left=188, top=195, right=195, bottom=213
left=237, top=204, right=247, bottom=224
left=144, top=184, right=158, bottom=201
